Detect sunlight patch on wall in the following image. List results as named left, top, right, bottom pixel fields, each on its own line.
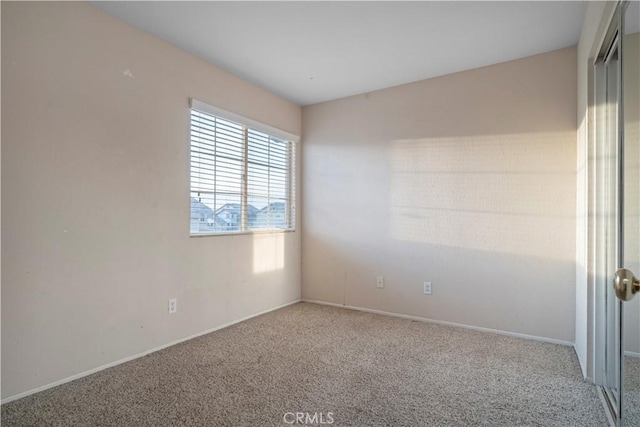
left=253, top=233, right=285, bottom=274
left=389, top=132, right=576, bottom=261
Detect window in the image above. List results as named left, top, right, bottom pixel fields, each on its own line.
left=189, top=99, right=296, bottom=235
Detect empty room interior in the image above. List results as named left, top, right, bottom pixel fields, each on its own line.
left=2, top=1, right=640, bottom=426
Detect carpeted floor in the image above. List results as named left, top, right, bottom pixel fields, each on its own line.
left=625, top=356, right=640, bottom=426
left=2, top=302, right=609, bottom=426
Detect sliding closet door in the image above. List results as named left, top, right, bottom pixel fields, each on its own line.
left=595, top=2, right=640, bottom=425
left=621, top=1, right=640, bottom=425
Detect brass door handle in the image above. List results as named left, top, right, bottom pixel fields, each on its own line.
left=613, top=268, right=640, bottom=301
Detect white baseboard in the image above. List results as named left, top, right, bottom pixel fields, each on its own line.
left=302, top=299, right=574, bottom=347
left=1, top=299, right=301, bottom=405
left=625, top=350, right=640, bottom=358
left=302, top=299, right=345, bottom=309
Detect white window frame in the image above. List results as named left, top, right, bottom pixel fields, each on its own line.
left=189, top=98, right=298, bottom=236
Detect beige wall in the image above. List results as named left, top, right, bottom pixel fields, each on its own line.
left=302, top=47, right=577, bottom=342
left=1, top=1, right=302, bottom=399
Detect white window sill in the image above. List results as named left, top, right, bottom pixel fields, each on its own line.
left=190, top=228, right=296, bottom=238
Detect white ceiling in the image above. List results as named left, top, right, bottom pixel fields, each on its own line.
left=92, top=1, right=587, bottom=106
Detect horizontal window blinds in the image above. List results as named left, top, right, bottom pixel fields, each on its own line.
left=247, top=129, right=295, bottom=230
left=189, top=101, right=296, bottom=235
left=190, top=99, right=299, bottom=143
left=190, top=111, right=245, bottom=233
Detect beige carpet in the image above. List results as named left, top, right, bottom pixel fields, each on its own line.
left=625, top=355, right=640, bottom=426
left=2, top=302, right=608, bottom=426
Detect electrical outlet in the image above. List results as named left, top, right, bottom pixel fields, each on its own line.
left=423, top=282, right=432, bottom=295
left=168, top=298, right=177, bottom=314
left=376, top=276, right=384, bottom=289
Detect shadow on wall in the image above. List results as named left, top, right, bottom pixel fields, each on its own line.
left=184, top=230, right=291, bottom=329
left=303, top=229, right=577, bottom=340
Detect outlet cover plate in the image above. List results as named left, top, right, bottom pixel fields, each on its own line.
left=423, top=282, right=432, bottom=295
